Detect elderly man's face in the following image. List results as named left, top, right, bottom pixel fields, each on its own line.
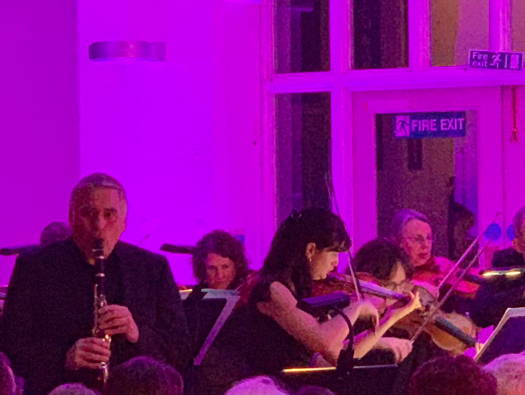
left=70, top=187, right=127, bottom=259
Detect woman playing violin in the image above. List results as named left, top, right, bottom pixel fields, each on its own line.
left=197, top=208, right=420, bottom=393
left=354, top=238, right=450, bottom=395
left=390, top=209, right=479, bottom=305
left=245, top=209, right=420, bottom=364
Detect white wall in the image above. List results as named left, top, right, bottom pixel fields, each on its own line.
left=76, top=1, right=264, bottom=284
left=0, top=0, right=79, bottom=284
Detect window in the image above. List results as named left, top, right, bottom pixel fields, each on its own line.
left=275, top=0, right=330, bottom=73
left=276, top=92, right=331, bottom=223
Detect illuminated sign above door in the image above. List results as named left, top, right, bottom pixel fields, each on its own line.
left=469, top=50, right=523, bottom=71
left=393, top=111, right=466, bottom=138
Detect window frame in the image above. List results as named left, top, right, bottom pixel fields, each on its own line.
left=259, top=0, right=525, bottom=254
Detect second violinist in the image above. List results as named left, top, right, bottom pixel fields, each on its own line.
left=353, top=239, right=453, bottom=395
left=390, top=209, right=480, bottom=313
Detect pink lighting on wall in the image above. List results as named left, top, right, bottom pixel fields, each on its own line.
left=77, top=0, right=264, bottom=284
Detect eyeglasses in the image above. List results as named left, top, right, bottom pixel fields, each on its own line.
left=403, top=235, right=433, bottom=245
left=382, top=279, right=411, bottom=293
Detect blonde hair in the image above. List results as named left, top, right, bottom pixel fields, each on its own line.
left=484, top=353, right=525, bottom=395
left=226, top=376, right=289, bottom=395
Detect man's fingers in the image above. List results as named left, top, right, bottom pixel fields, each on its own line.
left=99, top=304, right=129, bottom=318
left=80, top=361, right=108, bottom=370
left=104, top=325, right=128, bottom=336
left=78, top=349, right=110, bottom=363
left=78, top=339, right=111, bottom=357
left=99, top=317, right=128, bottom=330
left=66, top=337, right=112, bottom=371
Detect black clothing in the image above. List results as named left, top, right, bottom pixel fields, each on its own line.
left=229, top=305, right=311, bottom=373
left=194, top=303, right=311, bottom=394
left=492, top=247, right=525, bottom=268
left=1, top=238, right=189, bottom=394
left=471, top=248, right=525, bottom=328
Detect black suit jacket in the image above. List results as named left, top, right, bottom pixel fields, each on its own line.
left=492, top=247, right=525, bottom=268
left=1, top=239, right=189, bottom=394
left=471, top=248, right=525, bottom=328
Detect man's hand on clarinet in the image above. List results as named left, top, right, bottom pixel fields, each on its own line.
left=98, top=304, right=139, bottom=343
left=65, top=337, right=110, bottom=370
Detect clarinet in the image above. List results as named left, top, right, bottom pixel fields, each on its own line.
left=92, top=238, right=111, bottom=385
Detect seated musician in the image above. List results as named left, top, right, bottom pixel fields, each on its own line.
left=471, top=206, right=525, bottom=327
left=493, top=206, right=525, bottom=268
left=354, top=238, right=451, bottom=395
left=390, top=209, right=479, bottom=316
left=197, top=208, right=420, bottom=393
left=390, top=209, right=450, bottom=292
left=184, top=230, right=252, bottom=365
left=192, top=230, right=251, bottom=290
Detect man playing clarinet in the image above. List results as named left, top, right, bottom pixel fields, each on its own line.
left=2, top=173, right=188, bottom=394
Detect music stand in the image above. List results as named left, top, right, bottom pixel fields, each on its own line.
left=184, top=289, right=240, bottom=366
left=475, top=307, right=525, bottom=364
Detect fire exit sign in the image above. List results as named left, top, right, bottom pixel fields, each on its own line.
left=393, top=112, right=467, bottom=139
left=469, top=50, right=523, bottom=71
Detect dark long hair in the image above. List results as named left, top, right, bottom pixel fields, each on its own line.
left=250, top=208, right=351, bottom=304
left=353, top=238, right=414, bottom=281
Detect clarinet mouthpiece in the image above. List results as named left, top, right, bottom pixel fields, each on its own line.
left=92, top=239, right=104, bottom=259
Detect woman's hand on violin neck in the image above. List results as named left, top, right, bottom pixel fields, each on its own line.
left=348, top=300, right=380, bottom=327
left=391, top=291, right=422, bottom=321
left=373, top=337, right=413, bottom=363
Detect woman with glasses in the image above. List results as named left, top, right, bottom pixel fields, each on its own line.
left=391, top=210, right=439, bottom=271
left=354, top=238, right=459, bottom=395
left=389, top=209, right=478, bottom=346
left=390, top=209, right=479, bottom=300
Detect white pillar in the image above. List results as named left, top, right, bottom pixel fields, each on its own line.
left=490, top=0, right=512, bottom=51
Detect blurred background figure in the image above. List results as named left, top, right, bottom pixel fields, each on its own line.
left=48, top=383, right=97, bottom=395
left=294, top=385, right=335, bottom=395
left=492, top=206, right=525, bottom=268
left=0, top=221, right=72, bottom=257
left=408, top=355, right=496, bottom=395
left=471, top=207, right=525, bottom=328
left=483, top=353, right=525, bottom=395
left=0, top=352, right=17, bottom=395
left=104, top=356, right=183, bottom=395
left=39, top=221, right=72, bottom=247
left=225, top=376, right=289, bottom=395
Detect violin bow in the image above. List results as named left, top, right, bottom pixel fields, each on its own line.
left=324, top=173, right=363, bottom=301
left=437, top=212, right=501, bottom=291
left=409, top=213, right=500, bottom=344
left=409, top=246, right=484, bottom=344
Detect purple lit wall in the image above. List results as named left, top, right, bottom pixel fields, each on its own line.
left=0, top=0, right=79, bottom=285
left=0, top=0, right=263, bottom=286
left=77, top=0, right=263, bottom=285
left=4, top=0, right=525, bottom=289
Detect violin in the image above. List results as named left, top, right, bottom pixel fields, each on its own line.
left=394, top=284, right=477, bottom=354
left=312, top=272, right=407, bottom=302
left=312, top=271, right=477, bottom=354
left=415, top=214, right=501, bottom=300
left=412, top=256, right=482, bottom=298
